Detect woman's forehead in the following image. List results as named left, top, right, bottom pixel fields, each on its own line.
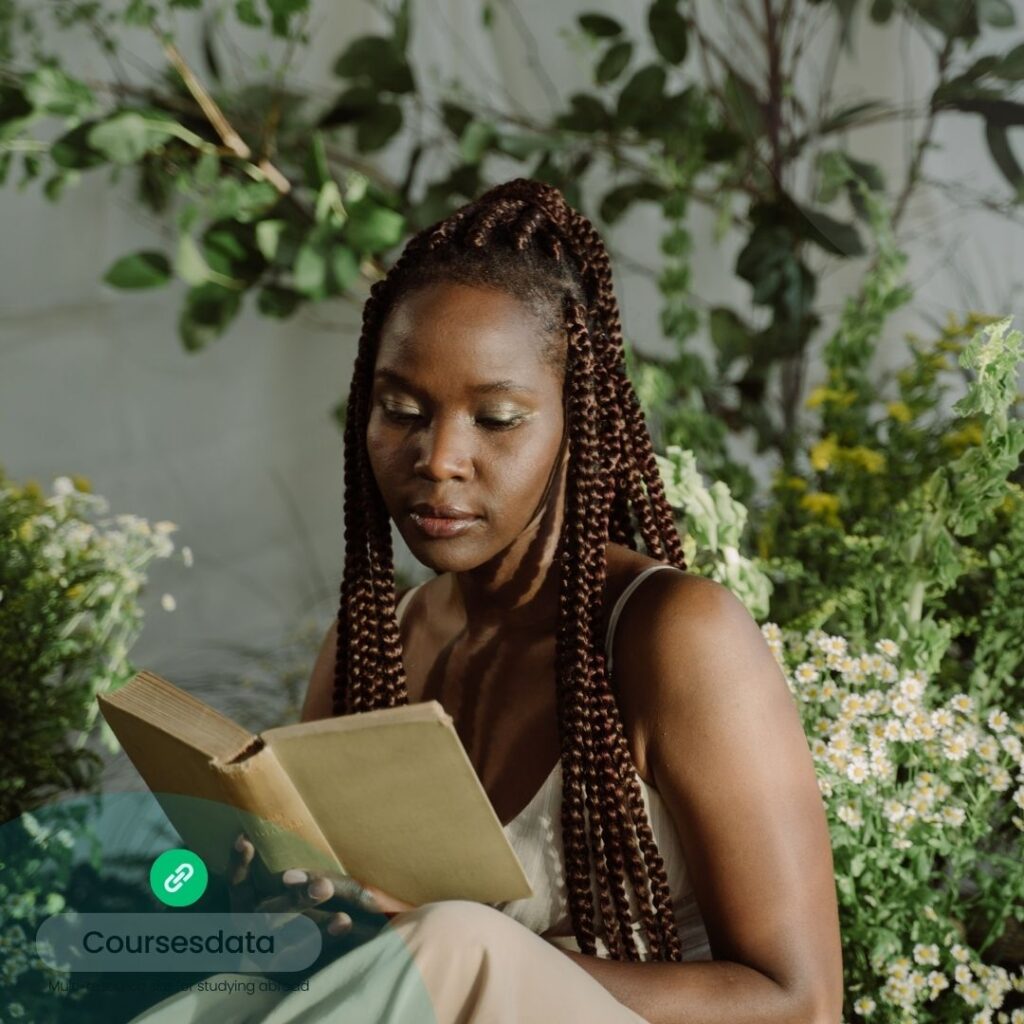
left=376, top=281, right=560, bottom=387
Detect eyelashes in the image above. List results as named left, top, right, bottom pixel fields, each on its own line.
left=380, top=406, right=525, bottom=432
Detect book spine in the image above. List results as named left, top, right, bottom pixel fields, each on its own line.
left=217, top=746, right=343, bottom=876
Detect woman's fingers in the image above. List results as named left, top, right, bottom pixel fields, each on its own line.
left=260, top=869, right=415, bottom=917
left=227, top=833, right=257, bottom=913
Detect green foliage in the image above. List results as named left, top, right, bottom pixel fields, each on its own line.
left=0, top=470, right=187, bottom=820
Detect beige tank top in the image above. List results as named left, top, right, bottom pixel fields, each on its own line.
left=396, top=563, right=712, bottom=961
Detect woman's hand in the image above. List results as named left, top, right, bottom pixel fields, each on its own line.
left=228, top=833, right=418, bottom=939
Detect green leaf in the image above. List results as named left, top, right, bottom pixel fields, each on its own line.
left=984, top=121, right=1024, bottom=195
left=995, top=43, right=1024, bottom=80
left=294, top=241, right=327, bottom=296
left=599, top=180, right=667, bottom=224
left=441, top=102, right=474, bottom=137
left=194, top=150, right=220, bottom=189
left=258, top=284, right=302, bottom=318
left=330, top=245, right=360, bottom=291
left=578, top=13, right=622, bottom=37
left=24, top=67, right=96, bottom=118
left=709, top=307, right=753, bottom=370
left=103, top=251, right=172, bottom=289
left=51, top=121, right=107, bottom=170
left=648, top=1, right=688, bottom=65
left=356, top=102, right=403, bottom=152
left=318, top=85, right=378, bottom=129
left=393, top=0, right=412, bottom=53
left=176, top=233, right=212, bottom=286
left=344, top=201, right=405, bottom=252
left=88, top=113, right=174, bottom=165
left=459, top=120, right=495, bottom=164
left=557, top=93, right=611, bottom=132
left=0, top=84, right=33, bottom=142
left=235, top=0, right=263, bottom=26
left=334, top=35, right=414, bottom=94
left=179, top=283, right=242, bottom=352
left=870, top=0, right=894, bottom=21
left=819, top=100, right=891, bottom=135
left=257, top=219, right=287, bottom=261
left=724, top=69, right=765, bottom=139
left=596, top=40, right=633, bottom=84
left=794, top=204, right=865, bottom=256
left=493, top=133, right=550, bottom=159
left=978, top=0, right=1015, bottom=27
left=616, top=65, right=667, bottom=126
left=266, top=0, right=310, bottom=37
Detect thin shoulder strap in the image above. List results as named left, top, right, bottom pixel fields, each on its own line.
left=604, top=564, right=681, bottom=676
left=396, top=582, right=425, bottom=624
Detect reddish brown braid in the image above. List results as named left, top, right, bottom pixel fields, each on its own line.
left=332, top=178, right=690, bottom=961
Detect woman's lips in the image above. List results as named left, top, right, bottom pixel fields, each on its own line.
left=408, top=511, right=481, bottom=538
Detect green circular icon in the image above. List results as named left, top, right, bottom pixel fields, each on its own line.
left=150, top=849, right=208, bottom=907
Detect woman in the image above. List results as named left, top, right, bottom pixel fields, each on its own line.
left=140, top=178, right=843, bottom=1023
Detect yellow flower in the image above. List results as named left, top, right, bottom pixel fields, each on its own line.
left=887, top=401, right=913, bottom=423
left=800, top=491, right=841, bottom=524
left=805, top=386, right=830, bottom=409
left=17, top=520, right=35, bottom=543
left=805, top=386, right=856, bottom=409
left=71, top=474, right=93, bottom=494
left=845, top=446, right=887, bottom=474
left=23, top=479, right=43, bottom=499
left=65, top=584, right=85, bottom=601
left=942, top=422, right=984, bottom=453
left=810, top=435, right=838, bottom=472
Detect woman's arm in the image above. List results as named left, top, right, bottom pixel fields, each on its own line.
left=559, top=574, right=844, bottom=1024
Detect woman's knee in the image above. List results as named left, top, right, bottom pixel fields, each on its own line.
left=390, top=899, right=521, bottom=949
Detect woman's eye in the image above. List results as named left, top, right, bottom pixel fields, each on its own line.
left=380, top=403, right=419, bottom=423
left=476, top=417, right=523, bottom=431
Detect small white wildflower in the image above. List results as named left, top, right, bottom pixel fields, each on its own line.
left=52, top=476, right=75, bottom=496
left=877, top=661, right=899, bottom=683
left=943, top=734, right=971, bottom=762
left=182, top=545, right=194, bottom=568
left=160, top=593, right=177, bottom=612
left=899, top=675, right=926, bottom=701
left=950, top=693, right=975, bottom=716
left=794, top=662, right=819, bottom=684
left=988, top=709, right=1010, bottom=733
left=941, top=806, right=967, bottom=827
left=845, top=758, right=870, bottom=784
left=837, top=804, right=863, bottom=828
left=816, top=634, right=848, bottom=657
left=853, top=995, right=876, bottom=1015
left=153, top=520, right=178, bottom=535
left=891, top=694, right=915, bottom=718
left=1000, top=735, right=1022, bottom=760
left=875, top=638, right=899, bottom=659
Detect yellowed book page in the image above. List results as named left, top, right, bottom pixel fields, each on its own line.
left=264, top=701, right=534, bottom=907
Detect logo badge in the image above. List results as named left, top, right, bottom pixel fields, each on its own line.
left=150, top=849, right=208, bottom=907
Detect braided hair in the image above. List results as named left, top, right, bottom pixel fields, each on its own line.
left=332, top=177, right=690, bottom=961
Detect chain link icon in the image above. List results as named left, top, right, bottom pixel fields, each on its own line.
left=163, top=862, right=196, bottom=894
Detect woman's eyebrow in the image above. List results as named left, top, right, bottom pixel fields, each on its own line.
left=373, top=368, right=535, bottom=395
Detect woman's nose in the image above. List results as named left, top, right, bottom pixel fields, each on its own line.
left=413, top=416, right=474, bottom=480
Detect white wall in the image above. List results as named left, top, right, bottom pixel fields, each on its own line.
left=2, top=1, right=1021, bottom=781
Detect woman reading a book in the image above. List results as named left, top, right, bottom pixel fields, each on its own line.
left=140, top=178, right=843, bottom=1023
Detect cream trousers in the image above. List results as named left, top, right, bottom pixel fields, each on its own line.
left=134, top=899, right=648, bottom=1023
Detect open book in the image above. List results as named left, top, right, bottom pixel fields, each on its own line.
left=97, top=671, right=534, bottom=907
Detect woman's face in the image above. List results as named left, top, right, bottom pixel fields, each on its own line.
left=366, top=280, right=567, bottom=576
